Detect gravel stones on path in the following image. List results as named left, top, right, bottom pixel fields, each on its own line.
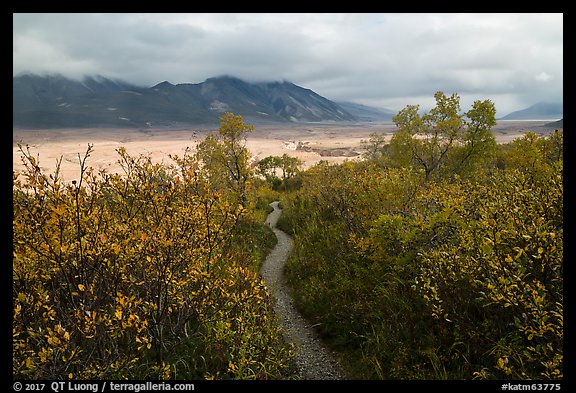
left=260, top=201, right=344, bottom=380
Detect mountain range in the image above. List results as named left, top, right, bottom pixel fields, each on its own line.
left=335, top=101, right=396, bottom=122
left=499, top=102, right=563, bottom=121
left=13, top=74, right=365, bottom=128
left=13, top=73, right=562, bottom=128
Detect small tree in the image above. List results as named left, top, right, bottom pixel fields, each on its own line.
left=256, top=154, right=302, bottom=189
left=195, top=113, right=254, bottom=207
left=540, top=129, right=563, bottom=165
left=361, top=132, right=390, bottom=165
left=390, top=92, right=496, bottom=180
left=256, top=155, right=282, bottom=184
left=279, top=154, right=303, bottom=183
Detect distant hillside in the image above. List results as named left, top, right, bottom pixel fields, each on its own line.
left=335, top=101, right=396, bottom=123
left=543, top=118, right=563, bottom=129
left=499, top=102, right=563, bottom=121
left=13, top=74, right=357, bottom=128
left=13, top=73, right=138, bottom=110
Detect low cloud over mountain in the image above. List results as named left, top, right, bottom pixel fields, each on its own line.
left=13, top=74, right=358, bottom=128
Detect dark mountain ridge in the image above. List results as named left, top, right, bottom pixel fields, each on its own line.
left=13, top=74, right=357, bottom=128
left=336, top=101, right=396, bottom=123
left=13, top=73, right=137, bottom=108
left=499, top=102, right=563, bottom=121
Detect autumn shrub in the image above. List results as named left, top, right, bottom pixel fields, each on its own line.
left=247, top=180, right=280, bottom=221
left=280, top=161, right=435, bottom=378
left=417, top=164, right=563, bottom=379
left=279, top=131, right=562, bottom=379
left=13, top=143, right=295, bottom=380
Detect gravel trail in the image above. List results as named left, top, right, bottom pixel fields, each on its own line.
left=260, top=201, right=344, bottom=380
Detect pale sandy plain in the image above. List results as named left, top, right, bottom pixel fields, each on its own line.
left=13, top=121, right=558, bottom=183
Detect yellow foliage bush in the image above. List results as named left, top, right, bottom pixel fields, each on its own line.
left=13, top=143, right=294, bottom=379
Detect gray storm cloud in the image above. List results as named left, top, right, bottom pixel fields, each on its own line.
left=13, top=13, right=563, bottom=116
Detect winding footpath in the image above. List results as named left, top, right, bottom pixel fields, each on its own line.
left=260, top=201, right=344, bottom=380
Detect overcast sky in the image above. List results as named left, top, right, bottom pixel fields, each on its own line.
left=13, top=13, right=563, bottom=116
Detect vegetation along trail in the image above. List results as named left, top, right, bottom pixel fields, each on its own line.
left=260, top=201, right=344, bottom=380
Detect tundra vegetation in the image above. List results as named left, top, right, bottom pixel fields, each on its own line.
left=13, top=92, right=563, bottom=380
left=13, top=113, right=293, bottom=379
left=278, top=92, right=563, bottom=379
